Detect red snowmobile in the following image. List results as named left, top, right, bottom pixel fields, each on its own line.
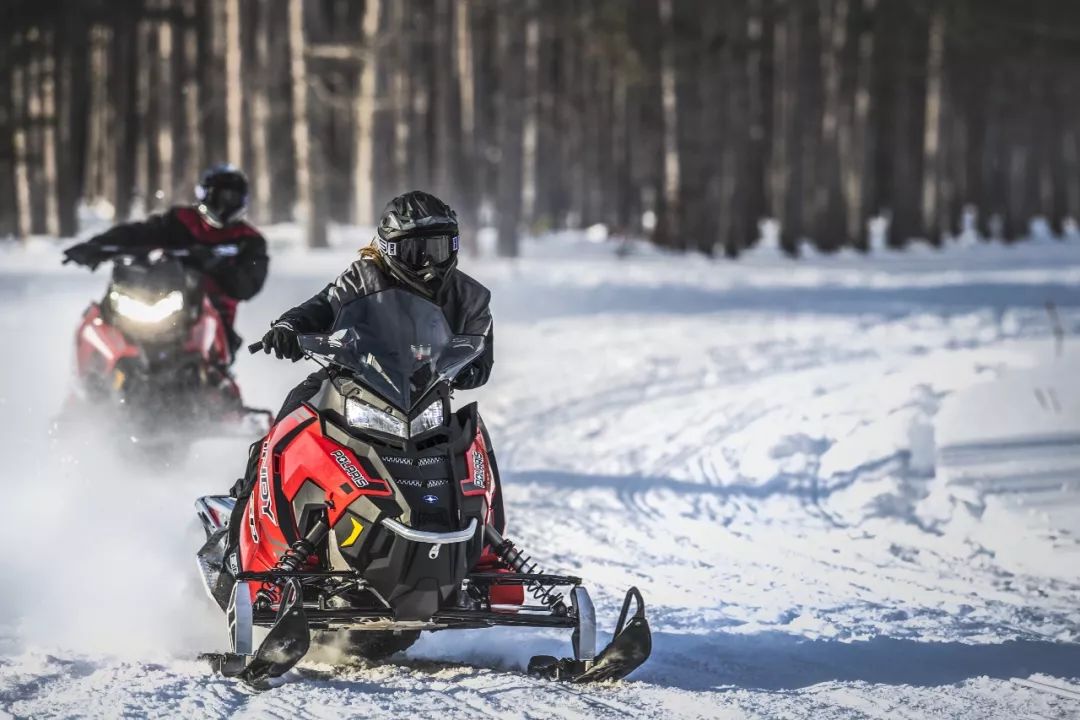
left=194, top=288, right=651, bottom=686
left=62, top=244, right=269, bottom=455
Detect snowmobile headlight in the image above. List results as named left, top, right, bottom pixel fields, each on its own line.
left=110, top=290, right=184, bottom=324
left=409, top=400, right=444, bottom=436
left=345, top=397, right=407, bottom=438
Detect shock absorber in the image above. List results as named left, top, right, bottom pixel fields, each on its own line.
left=256, top=513, right=330, bottom=605
left=485, top=527, right=568, bottom=614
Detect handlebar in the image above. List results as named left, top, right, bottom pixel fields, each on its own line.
left=248, top=341, right=265, bottom=354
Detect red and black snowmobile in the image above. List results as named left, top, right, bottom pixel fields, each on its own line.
left=194, top=288, right=651, bottom=686
left=61, top=244, right=269, bottom=455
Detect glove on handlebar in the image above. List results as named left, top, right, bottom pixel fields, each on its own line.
left=262, top=323, right=304, bottom=362
left=62, top=242, right=107, bottom=270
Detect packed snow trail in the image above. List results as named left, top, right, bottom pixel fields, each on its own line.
left=1, top=235, right=1079, bottom=718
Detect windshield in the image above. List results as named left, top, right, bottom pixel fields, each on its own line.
left=299, top=289, right=485, bottom=410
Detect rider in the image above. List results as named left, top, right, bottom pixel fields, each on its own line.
left=62, top=164, right=269, bottom=357
left=259, top=189, right=493, bottom=421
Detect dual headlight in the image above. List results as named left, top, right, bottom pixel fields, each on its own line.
left=110, top=290, right=185, bottom=324
left=345, top=397, right=444, bottom=439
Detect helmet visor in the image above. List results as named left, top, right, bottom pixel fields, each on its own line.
left=208, top=188, right=248, bottom=223
left=394, top=234, right=458, bottom=270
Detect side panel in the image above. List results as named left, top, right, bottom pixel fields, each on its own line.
left=461, top=428, right=497, bottom=528
left=185, top=296, right=233, bottom=366
left=239, top=407, right=394, bottom=577
left=75, top=304, right=140, bottom=380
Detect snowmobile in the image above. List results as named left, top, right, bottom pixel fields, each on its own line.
left=61, top=244, right=270, bottom=454
left=194, top=288, right=651, bottom=686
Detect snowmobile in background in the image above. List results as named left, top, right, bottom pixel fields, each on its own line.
left=194, top=288, right=651, bottom=686
left=60, top=244, right=270, bottom=455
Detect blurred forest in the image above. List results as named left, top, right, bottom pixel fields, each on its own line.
left=1, top=0, right=1079, bottom=255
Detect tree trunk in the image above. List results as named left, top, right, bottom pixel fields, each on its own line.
left=156, top=10, right=175, bottom=209
left=249, top=0, right=271, bottom=222
left=180, top=0, right=202, bottom=197
left=494, top=2, right=526, bottom=257
left=770, top=0, right=803, bottom=253
left=657, top=0, right=681, bottom=247
left=135, top=19, right=154, bottom=215
left=287, top=0, right=322, bottom=246
left=224, top=0, right=243, bottom=164
left=10, top=31, right=31, bottom=239
left=352, top=0, right=381, bottom=226
left=920, top=4, right=946, bottom=244
left=0, top=29, right=17, bottom=238
left=41, top=31, right=61, bottom=236
left=520, top=1, right=541, bottom=227
left=453, top=0, right=478, bottom=232
left=112, top=10, right=139, bottom=221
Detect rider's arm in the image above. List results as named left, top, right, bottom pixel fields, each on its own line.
left=454, top=278, right=494, bottom=391
left=203, top=234, right=269, bottom=301
left=63, top=215, right=172, bottom=268
left=273, top=283, right=335, bottom=333
left=85, top=214, right=170, bottom=248
left=455, top=321, right=494, bottom=389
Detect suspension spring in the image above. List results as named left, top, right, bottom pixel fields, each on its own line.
left=491, top=538, right=568, bottom=614
left=255, top=514, right=330, bottom=605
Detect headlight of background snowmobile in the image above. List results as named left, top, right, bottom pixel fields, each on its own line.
left=346, top=397, right=407, bottom=438
left=409, top=400, right=444, bottom=436
left=110, top=290, right=184, bottom=324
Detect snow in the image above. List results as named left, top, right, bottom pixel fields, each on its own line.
left=2, top=232, right=1080, bottom=718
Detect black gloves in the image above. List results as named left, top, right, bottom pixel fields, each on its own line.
left=262, top=323, right=304, bottom=361
left=62, top=242, right=107, bottom=270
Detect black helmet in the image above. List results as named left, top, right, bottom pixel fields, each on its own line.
left=195, top=164, right=249, bottom=227
left=376, top=190, right=460, bottom=294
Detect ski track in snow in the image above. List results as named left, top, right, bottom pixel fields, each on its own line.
left=2, top=237, right=1080, bottom=718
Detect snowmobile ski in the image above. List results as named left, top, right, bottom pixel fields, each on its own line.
left=527, top=587, right=651, bottom=683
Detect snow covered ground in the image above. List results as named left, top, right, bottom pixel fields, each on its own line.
left=1, top=233, right=1079, bottom=718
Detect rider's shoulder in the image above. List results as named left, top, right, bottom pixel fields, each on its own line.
left=448, top=268, right=491, bottom=302
left=346, top=254, right=386, bottom=282
left=329, top=255, right=384, bottom=301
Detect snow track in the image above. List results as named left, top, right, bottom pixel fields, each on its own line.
left=2, top=237, right=1079, bottom=718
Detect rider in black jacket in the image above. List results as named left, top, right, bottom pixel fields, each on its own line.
left=218, top=191, right=499, bottom=580
left=261, top=190, right=494, bottom=422
left=63, top=165, right=269, bottom=356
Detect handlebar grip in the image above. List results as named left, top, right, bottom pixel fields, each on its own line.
left=248, top=341, right=265, bottom=354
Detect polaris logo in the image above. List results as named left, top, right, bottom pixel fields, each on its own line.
left=331, top=449, right=368, bottom=488
left=472, top=449, right=486, bottom=489
left=422, top=494, right=439, bottom=505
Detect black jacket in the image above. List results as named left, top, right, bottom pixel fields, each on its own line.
left=275, top=256, right=494, bottom=389
left=85, top=206, right=269, bottom=302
